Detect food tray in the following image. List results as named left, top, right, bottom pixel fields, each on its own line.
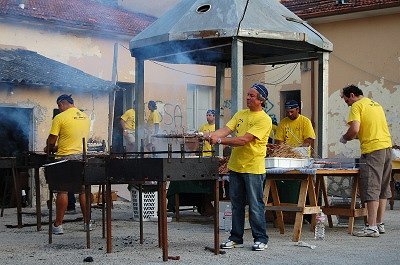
left=265, top=157, right=309, bottom=168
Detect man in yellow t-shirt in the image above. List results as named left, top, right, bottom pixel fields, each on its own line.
left=147, top=100, right=161, bottom=134
left=44, top=94, right=91, bottom=235
left=275, top=100, right=316, bottom=148
left=199, top=109, right=216, bottom=156
left=340, top=85, right=392, bottom=237
left=120, top=108, right=135, bottom=152
left=206, top=83, right=271, bottom=251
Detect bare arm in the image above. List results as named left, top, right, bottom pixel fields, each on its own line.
left=205, top=126, right=256, bottom=147
left=303, top=138, right=314, bottom=147
left=342, top=121, right=360, bottom=141
left=44, top=134, right=58, bottom=154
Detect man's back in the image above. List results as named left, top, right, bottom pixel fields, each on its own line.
left=50, top=107, right=90, bottom=156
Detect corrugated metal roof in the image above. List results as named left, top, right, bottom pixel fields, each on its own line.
left=0, top=0, right=156, bottom=37
left=130, top=0, right=332, bottom=64
left=281, top=0, right=400, bottom=19
left=0, top=49, right=115, bottom=92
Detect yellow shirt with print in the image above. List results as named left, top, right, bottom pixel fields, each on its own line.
left=275, top=114, right=315, bottom=147
left=49, top=107, right=90, bottom=156
left=226, top=109, right=271, bottom=174
left=199, top=123, right=215, bottom=156
left=121, top=109, right=135, bottom=131
left=348, top=97, right=392, bottom=154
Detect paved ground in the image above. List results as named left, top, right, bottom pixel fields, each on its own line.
left=0, top=200, right=399, bottom=265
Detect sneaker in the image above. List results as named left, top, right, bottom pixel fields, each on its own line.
left=83, top=221, right=95, bottom=232
left=353, top=226, right=379, bottom=237
left=252, top=242, right=267, bottom=251
left=377, top=223, right=385, bottom=234
left=220, top=240, right=244, bottom=249
left=52, top=224, right=64, bottom=235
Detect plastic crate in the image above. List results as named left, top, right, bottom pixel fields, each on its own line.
left=130, top=188, right=158, bottom=221
left=265, top=157, right=309, bottom=168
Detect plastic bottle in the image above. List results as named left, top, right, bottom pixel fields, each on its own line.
left=223, top=204, right=232, bottom=232
left=314, top=209, right=326, bottom=240
left=21, top=189, right=28, bottom=207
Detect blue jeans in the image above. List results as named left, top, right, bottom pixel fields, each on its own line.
left=228, top=171, right=268, bottom=244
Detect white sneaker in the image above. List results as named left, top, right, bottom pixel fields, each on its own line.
left=377, top=223, right=385, bottom=234
left=220, top=239, right=244, bottom=249
left=252, top=241, right=267, bottom=251
left=353, top=226, right=379, bottom=237
left=52, top=224, right=64, bottom=235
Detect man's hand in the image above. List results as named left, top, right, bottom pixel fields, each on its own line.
left=340, top=136, right=347, bottom=144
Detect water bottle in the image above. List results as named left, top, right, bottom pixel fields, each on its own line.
left=314, top=209, right=326, bottom=240
left=21, top=189, right=28, bottom=207
left=223, top=204, right=232, bottom=232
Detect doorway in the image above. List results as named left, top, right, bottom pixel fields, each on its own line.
left=187, top=84, right=214, bottom=130
left=280, top=90, right=301, bottom=120
left=0, top=106, right=33, bottom=207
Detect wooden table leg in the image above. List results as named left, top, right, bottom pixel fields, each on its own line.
left=13, top=168, right=23, bottom=228
left=348, top=176, right=359, bottom=235
left=174, top=193, right=180, bottom=222
left=85, top=185, right=91, bottom=249
left=307, top=175, right=318, bottom=231
left=213, top=179, right=220, bottom=255
left=319, top=176, right=333, bottom=228
left=270, top=180, right=284, bottom=234
left=389, top=173, right=395, bottom=210
left=106, top=182, right=112, bottom=253
left=160, top=181, right=168, bottom=261
left=34, top=168, right=42, bottom=231
left=293, top=178, right=308, bottom=242
left=48, top=190, right=53, bottom=244
left=139, top=184, right=143, bottom=245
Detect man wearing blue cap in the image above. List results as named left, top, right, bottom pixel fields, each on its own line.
left=206, top=83, right=272, bottom=251
left=275, top=100, right=315, bottom=148
left=44, top=94, right=92, bottom=235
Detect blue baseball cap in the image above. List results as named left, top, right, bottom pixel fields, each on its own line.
left=251, top=83, right=268, bottom=100
left=56, top=94, right=74, bottom=104
left=285, top=100, right=299, bottom=109
left=206, top=109, right=215, bottom=115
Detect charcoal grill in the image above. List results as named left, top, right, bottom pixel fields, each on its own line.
left=104, top=143, right=220, bottom=260
left=1, top=153, right=52, bottom=230
left=44, top=155, right=108, bottom=248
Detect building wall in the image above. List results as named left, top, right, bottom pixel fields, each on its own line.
left=310, top=13, right=400, bottom=157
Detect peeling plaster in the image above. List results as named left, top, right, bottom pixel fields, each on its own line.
left=328, top=79, right=400, bottom=158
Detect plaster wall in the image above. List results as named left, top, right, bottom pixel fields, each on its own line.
left=311, top=13, right=400, bottom=157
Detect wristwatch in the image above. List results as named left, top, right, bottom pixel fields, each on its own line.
left=217, top=138, right=222, bottom=144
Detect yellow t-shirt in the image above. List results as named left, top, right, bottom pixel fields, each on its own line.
left=348, top=97, right=392, bottom=154
left=121, top=109, right=135, bottom=131
left=199, top=123, right=216, bottom=156
left=226, top=109, right=271, bottom=174
left=147, top=110, right=161, bottom=125
left=49, top=107, right=90, bottom=156
left=275, top=114, right=316, bottom=147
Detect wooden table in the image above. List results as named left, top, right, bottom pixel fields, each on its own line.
left=264, top=168, right=366, bottom=241
left=314, top=169, right=366, bottom=234
left=263, top=168, right=320, bottom=242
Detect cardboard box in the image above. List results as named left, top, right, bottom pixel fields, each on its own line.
left=91, top=190, right=118, bottom=204
left=265, top=157, right=309, bottom=168
left=219, top=201, right=250, bottom=230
